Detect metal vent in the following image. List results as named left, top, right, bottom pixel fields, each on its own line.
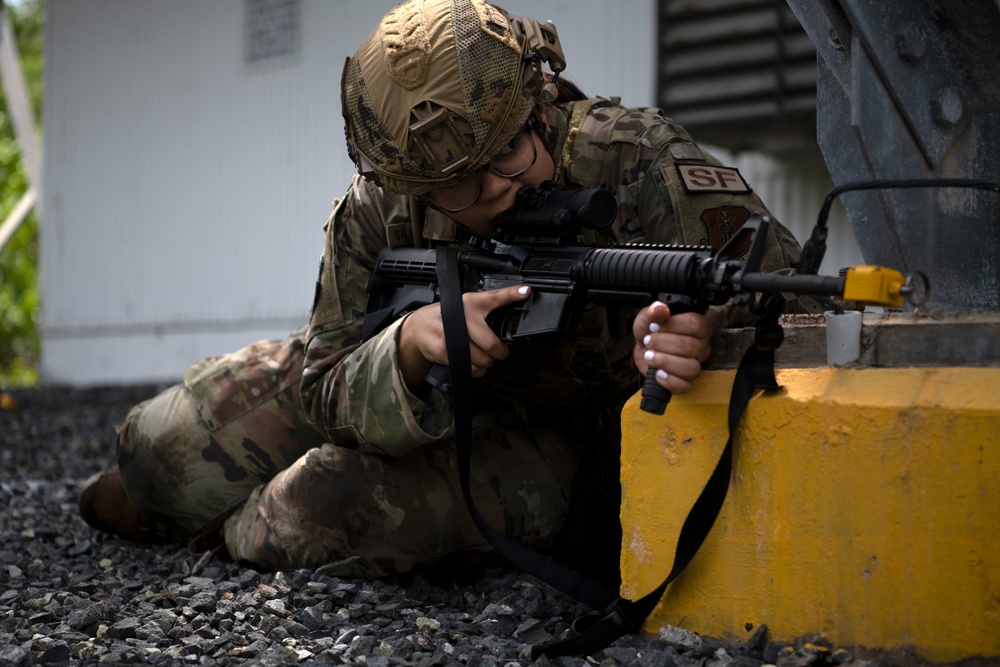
left=658, top=0, right=817, bottom=152
left=244, top=0, right=302, bottom=68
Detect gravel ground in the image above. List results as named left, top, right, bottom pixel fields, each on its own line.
left=1, top=385, right=895, bottom=666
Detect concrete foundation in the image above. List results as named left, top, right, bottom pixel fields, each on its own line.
left=619, top=314, right=1000, bottom=664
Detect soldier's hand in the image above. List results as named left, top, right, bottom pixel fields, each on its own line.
left=633, top=301, right=715, bottom=395
left=398, top=285, right=532, bottom=393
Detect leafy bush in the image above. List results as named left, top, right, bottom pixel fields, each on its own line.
left=0, top=0, right=43, bottom=388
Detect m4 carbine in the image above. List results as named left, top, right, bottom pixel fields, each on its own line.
left=362, top=182, right=906, bottom=413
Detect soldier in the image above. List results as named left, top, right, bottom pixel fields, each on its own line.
left=78, top=0, right=810, bottom=581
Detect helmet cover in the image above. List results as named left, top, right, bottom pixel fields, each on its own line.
left=342, top=0, right=565, bottom=195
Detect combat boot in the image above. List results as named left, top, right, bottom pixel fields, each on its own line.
left=77, top=466, right=172, bottom=543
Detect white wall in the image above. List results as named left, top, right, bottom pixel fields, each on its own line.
left=42, top=0, right=857, bottom=387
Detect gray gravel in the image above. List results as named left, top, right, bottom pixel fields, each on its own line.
left=1, top=385, right=885, bottom=666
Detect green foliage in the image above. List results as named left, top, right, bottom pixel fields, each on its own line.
left=0, top=0, right=43, bottom=388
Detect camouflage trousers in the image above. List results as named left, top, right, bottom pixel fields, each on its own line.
left=116, top=336, right=582, bottom=578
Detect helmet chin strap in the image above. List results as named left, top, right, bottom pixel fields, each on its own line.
left=530, top=104, right=555, bottom=162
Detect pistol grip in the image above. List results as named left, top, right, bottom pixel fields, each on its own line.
left=424, top=363, right=452, bottom=394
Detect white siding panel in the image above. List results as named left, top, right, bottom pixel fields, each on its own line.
left=41, top=0, right=400, bottom=384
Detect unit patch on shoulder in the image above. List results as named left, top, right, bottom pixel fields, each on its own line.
left=675, top=163, right=752, bottom=194
left=700, top=206, right=752, bottom=253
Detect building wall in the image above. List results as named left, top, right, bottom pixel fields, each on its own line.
left=40, top=0, right=855, bottom=386
left=43, top=0, right=370, bottom=385
left=714, top=147, right=861, bottom=277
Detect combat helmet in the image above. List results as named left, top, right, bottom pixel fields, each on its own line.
left=341, top=0, right=567, bottom=195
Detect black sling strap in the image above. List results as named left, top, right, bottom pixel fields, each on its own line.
left=435, top=246, right=618, bottom=611
left=533, top=295, right=785, bottom=658
left=435, top=244, right=785, bottom=657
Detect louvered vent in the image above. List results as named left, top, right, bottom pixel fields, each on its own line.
left=245, top=0, right=302, bottom=68
left=658, top=0, right=817, bottom=152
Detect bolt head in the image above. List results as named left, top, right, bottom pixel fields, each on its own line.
left=895, top=22, right=926, bottom=62
left=828, top=26, right=845, bottom=52
left=931, top=88, right=964, bottom=127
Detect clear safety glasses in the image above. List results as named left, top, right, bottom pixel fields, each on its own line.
left=424, top=128, right=538, bottom=213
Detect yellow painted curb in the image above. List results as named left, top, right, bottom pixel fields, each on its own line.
left=620, top=367, right=1000, bottom=664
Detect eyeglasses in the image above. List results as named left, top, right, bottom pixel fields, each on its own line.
left=424, top=129, right=537, bottom=213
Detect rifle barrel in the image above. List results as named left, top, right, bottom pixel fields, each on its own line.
left=741, top=272, right=844, bottom=296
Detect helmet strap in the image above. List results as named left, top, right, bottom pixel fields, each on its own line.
left=408, top=196, right=425, bottom=249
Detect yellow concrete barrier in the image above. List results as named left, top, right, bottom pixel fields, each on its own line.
left=620, top=367, right=1000, bottom=664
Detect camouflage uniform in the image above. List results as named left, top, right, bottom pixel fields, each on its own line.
left=117, top=97, right=806, bottom=577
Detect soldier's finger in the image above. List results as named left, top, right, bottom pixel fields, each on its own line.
left=633, top=301, right=670, bottom=340
left=465, top=285, right=532, bottom=316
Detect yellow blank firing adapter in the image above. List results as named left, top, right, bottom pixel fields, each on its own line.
left=842, top=266, right=906, bottom=308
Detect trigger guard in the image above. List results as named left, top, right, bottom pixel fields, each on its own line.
left=487, top=303, right=523, bottom=342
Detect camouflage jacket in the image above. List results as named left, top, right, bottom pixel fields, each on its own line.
left=299, top=97, right=804, bottom=456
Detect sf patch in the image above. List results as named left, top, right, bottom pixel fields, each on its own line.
left=701, top=206, right=752, bottom=254
left=675, top=163, right=751, bottom=194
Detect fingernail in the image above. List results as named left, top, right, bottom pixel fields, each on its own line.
left=642, top=334, right=652, bottom=346
left=649, top=322, right=660, bottom=333
left=643, top=350, right=655, bottom=362
left=518, top=286, right=529, bottom=295
left=656, top=369, right=669, bottom=381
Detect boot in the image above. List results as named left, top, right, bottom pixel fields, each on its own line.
left=77, top=466, right=172, bottom=542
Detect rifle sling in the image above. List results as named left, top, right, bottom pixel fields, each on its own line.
left=436, top=244, right=785, bottom=658
left=533, top=297, right=784, bottom=658
left=436, top=246, right=618, bottom=611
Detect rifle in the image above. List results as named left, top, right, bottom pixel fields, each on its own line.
left=362, top=181, right=907, bottom=414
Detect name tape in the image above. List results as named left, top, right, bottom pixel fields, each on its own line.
left=675, top=163, right=752, bottom=195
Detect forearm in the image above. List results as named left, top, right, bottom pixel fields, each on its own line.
left=303, top=318, right=454, bottom=455
left=398, top=313, right=434, bottom=394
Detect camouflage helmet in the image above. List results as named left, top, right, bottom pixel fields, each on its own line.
left=341, top=0, right=566, bottom=195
